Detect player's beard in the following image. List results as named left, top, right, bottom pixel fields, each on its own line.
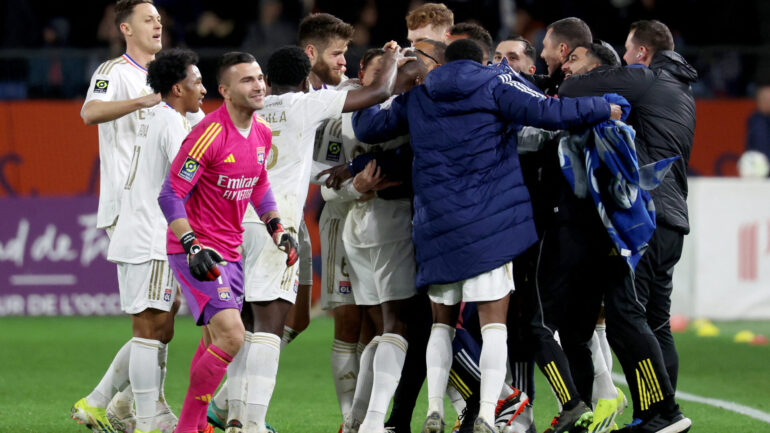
left=312, top=59, right=342, bottom=86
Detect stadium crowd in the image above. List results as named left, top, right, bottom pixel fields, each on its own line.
left=68, top=1, right=697, bottom=433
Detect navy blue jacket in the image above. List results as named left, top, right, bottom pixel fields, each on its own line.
left=353, top=60, right=611, bottom=288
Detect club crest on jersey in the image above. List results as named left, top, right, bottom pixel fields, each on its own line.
left=178, top=157, right=199, bottom=181
left=326, top=141, right=342, bottom=162
left=217, top=287, right=232, bottom=301
left=257, top=146, right=266, bottom=165
left=293, top=280, right=299, bottom=294
left=94, top=79, right=109, bottom=93
left=338, top=281, right=351, bottom=294
left=163, top=288, right=172, bottom=302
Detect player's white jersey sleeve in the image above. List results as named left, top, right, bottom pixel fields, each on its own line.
left=186, top=108, right=205, bottom=127
left=108, top=105, right=191, bottom=263
left=85, top=55, right=158, bottom=229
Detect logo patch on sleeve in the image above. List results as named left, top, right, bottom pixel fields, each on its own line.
left=93, top=79, right=109, bottom=93
left=178, top=157, right=200, bottom=181
left=326, top=141, right=342, bottom=162
left=257, top=146, right=266, bottom=165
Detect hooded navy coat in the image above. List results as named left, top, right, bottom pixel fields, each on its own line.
left=352, top=60, right=612, bottom=289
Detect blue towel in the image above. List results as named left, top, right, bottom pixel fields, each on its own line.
left=558, top=94, right=678, bottom=269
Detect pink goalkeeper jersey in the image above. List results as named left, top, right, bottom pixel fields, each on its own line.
left=166, top=103, right=273, bottom=261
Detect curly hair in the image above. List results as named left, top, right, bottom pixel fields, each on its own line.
left=147, top=48, right=199, bottom=97
left=298, top=13, right=354, bottom=52
left=266, top=46, right=311, bottom=87
left=405, top=3, right=454, bottom=31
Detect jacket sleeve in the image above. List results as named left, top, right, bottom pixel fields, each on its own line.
left=493, top=78, right=611, bottom=130
left=352, top=94, right=409, bottom=144
left=349, top=143, right=412, bottom=182
left=558, top=68, right=646, bottom=101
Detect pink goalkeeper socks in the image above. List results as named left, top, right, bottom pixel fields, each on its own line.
left=176, top=344, right=233, bottom=433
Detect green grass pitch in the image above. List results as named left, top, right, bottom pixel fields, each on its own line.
left=1, top=316, right=769, bottom=432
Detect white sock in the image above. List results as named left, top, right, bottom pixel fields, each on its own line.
left=87, top=340, right=132, bottom=408
left=246, top=332, right=281, bottom=430
left=227, top=331, right=251, bottom=423
left=447, top=383, right=466, bottom=416
left=281, top=326, right=299, bottom=350
left=349, top=337, right=380, bottom=423
left=360, top=333, right=408, bottom=432
left=589, top=331, right=618, bottom=407
left=332, top=339, right=360, bottom=418
left=212, top=379, right=229, bottom=411
left=157, top=342, right=169, bottom=408
left=129, top=337, right=161, bottom=432
left=479, top=324, right=507, bottom=423
left=426, top=324, right=455, bottom=418
left=595, top=323, right=613, bottom=372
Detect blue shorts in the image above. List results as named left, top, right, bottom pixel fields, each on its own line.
left=168, top=253, right=243, bottom=325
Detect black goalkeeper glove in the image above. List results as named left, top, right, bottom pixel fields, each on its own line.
left=266, top=218, right=298, bottom=266
left=180, top=231, right=226, bottom=281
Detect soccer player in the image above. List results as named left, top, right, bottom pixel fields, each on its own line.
left=212, top=44, right=400, bottom=433
left=314, top=48, right=388, bottom=429
left=446, top=22, right=494, bottom=64
left=493, top=36, right=537, bottom=75
left=405, top=2, right=454, bottom=45
left=352, top=39, right=620, bottom=433
left=157, top=52, right=296, bottom=433
left=102, top=48, right=206, bottom=433
left=70, top=1, right=174, bottom=432
left=299, top=13, right=355, bottom=90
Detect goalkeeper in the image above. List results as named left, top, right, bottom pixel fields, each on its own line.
left=157, top=52, right=296, bottom=433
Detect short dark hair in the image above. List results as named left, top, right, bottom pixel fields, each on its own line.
left=298, top=13, right=354, bottom=52
left=630, top=20, right=674, bottom=54
left=416, top=39, right=447, bottom=64
left=547, top=17, right=592, bottom=49
left=361, top=48, right=385, bottom=70
left=503, top=35, right=537, bottom=63
left=266, top=46, right=311, bottom=87
left=450, top=22, right=493, bottom=60
left=217, top=52, right=256, bottom=84
left=115, top=0, right=153, bottom=30
left=582, top=42, right=619, bottom=67
left=445, top=39, right=483, bottom=64
left=147, top=48, right=199, bottom=97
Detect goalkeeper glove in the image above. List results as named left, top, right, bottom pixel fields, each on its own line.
left=180, top=231, right=226, bottom=281
left=265, top=218, right=298, bottom=266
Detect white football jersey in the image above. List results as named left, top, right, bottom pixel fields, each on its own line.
left=85, top=54, right=156, bottom=228
left=340, top=96, right=411, bottom=248
left=242, top=89, right=347, bottom=228
left=107, top=104, right=191, bottom=263
left=85, top=54, right=204, bottom=229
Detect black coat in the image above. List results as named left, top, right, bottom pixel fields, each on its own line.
left=559, top=51, right=698, bottom=234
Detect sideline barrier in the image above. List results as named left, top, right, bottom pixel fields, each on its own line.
left=672, top=177, right=770, bottom=319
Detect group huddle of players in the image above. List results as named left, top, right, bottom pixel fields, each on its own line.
left=68, top=2, right=697, bottom=433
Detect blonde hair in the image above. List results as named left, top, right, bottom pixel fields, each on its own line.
left=405, top=3, right=454, bottom=31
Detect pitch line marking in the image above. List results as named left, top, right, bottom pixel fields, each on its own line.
left=611, top=372, right=770, bottom=424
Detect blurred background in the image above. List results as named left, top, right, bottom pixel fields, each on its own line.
left=1, top=0, right=769, bottom=320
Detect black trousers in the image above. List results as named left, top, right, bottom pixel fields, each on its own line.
left=531, top=221, right=678, bottom=420
left=530, top=222, right=611, bottom=409
left=628, top=225, right=684, bottom=399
